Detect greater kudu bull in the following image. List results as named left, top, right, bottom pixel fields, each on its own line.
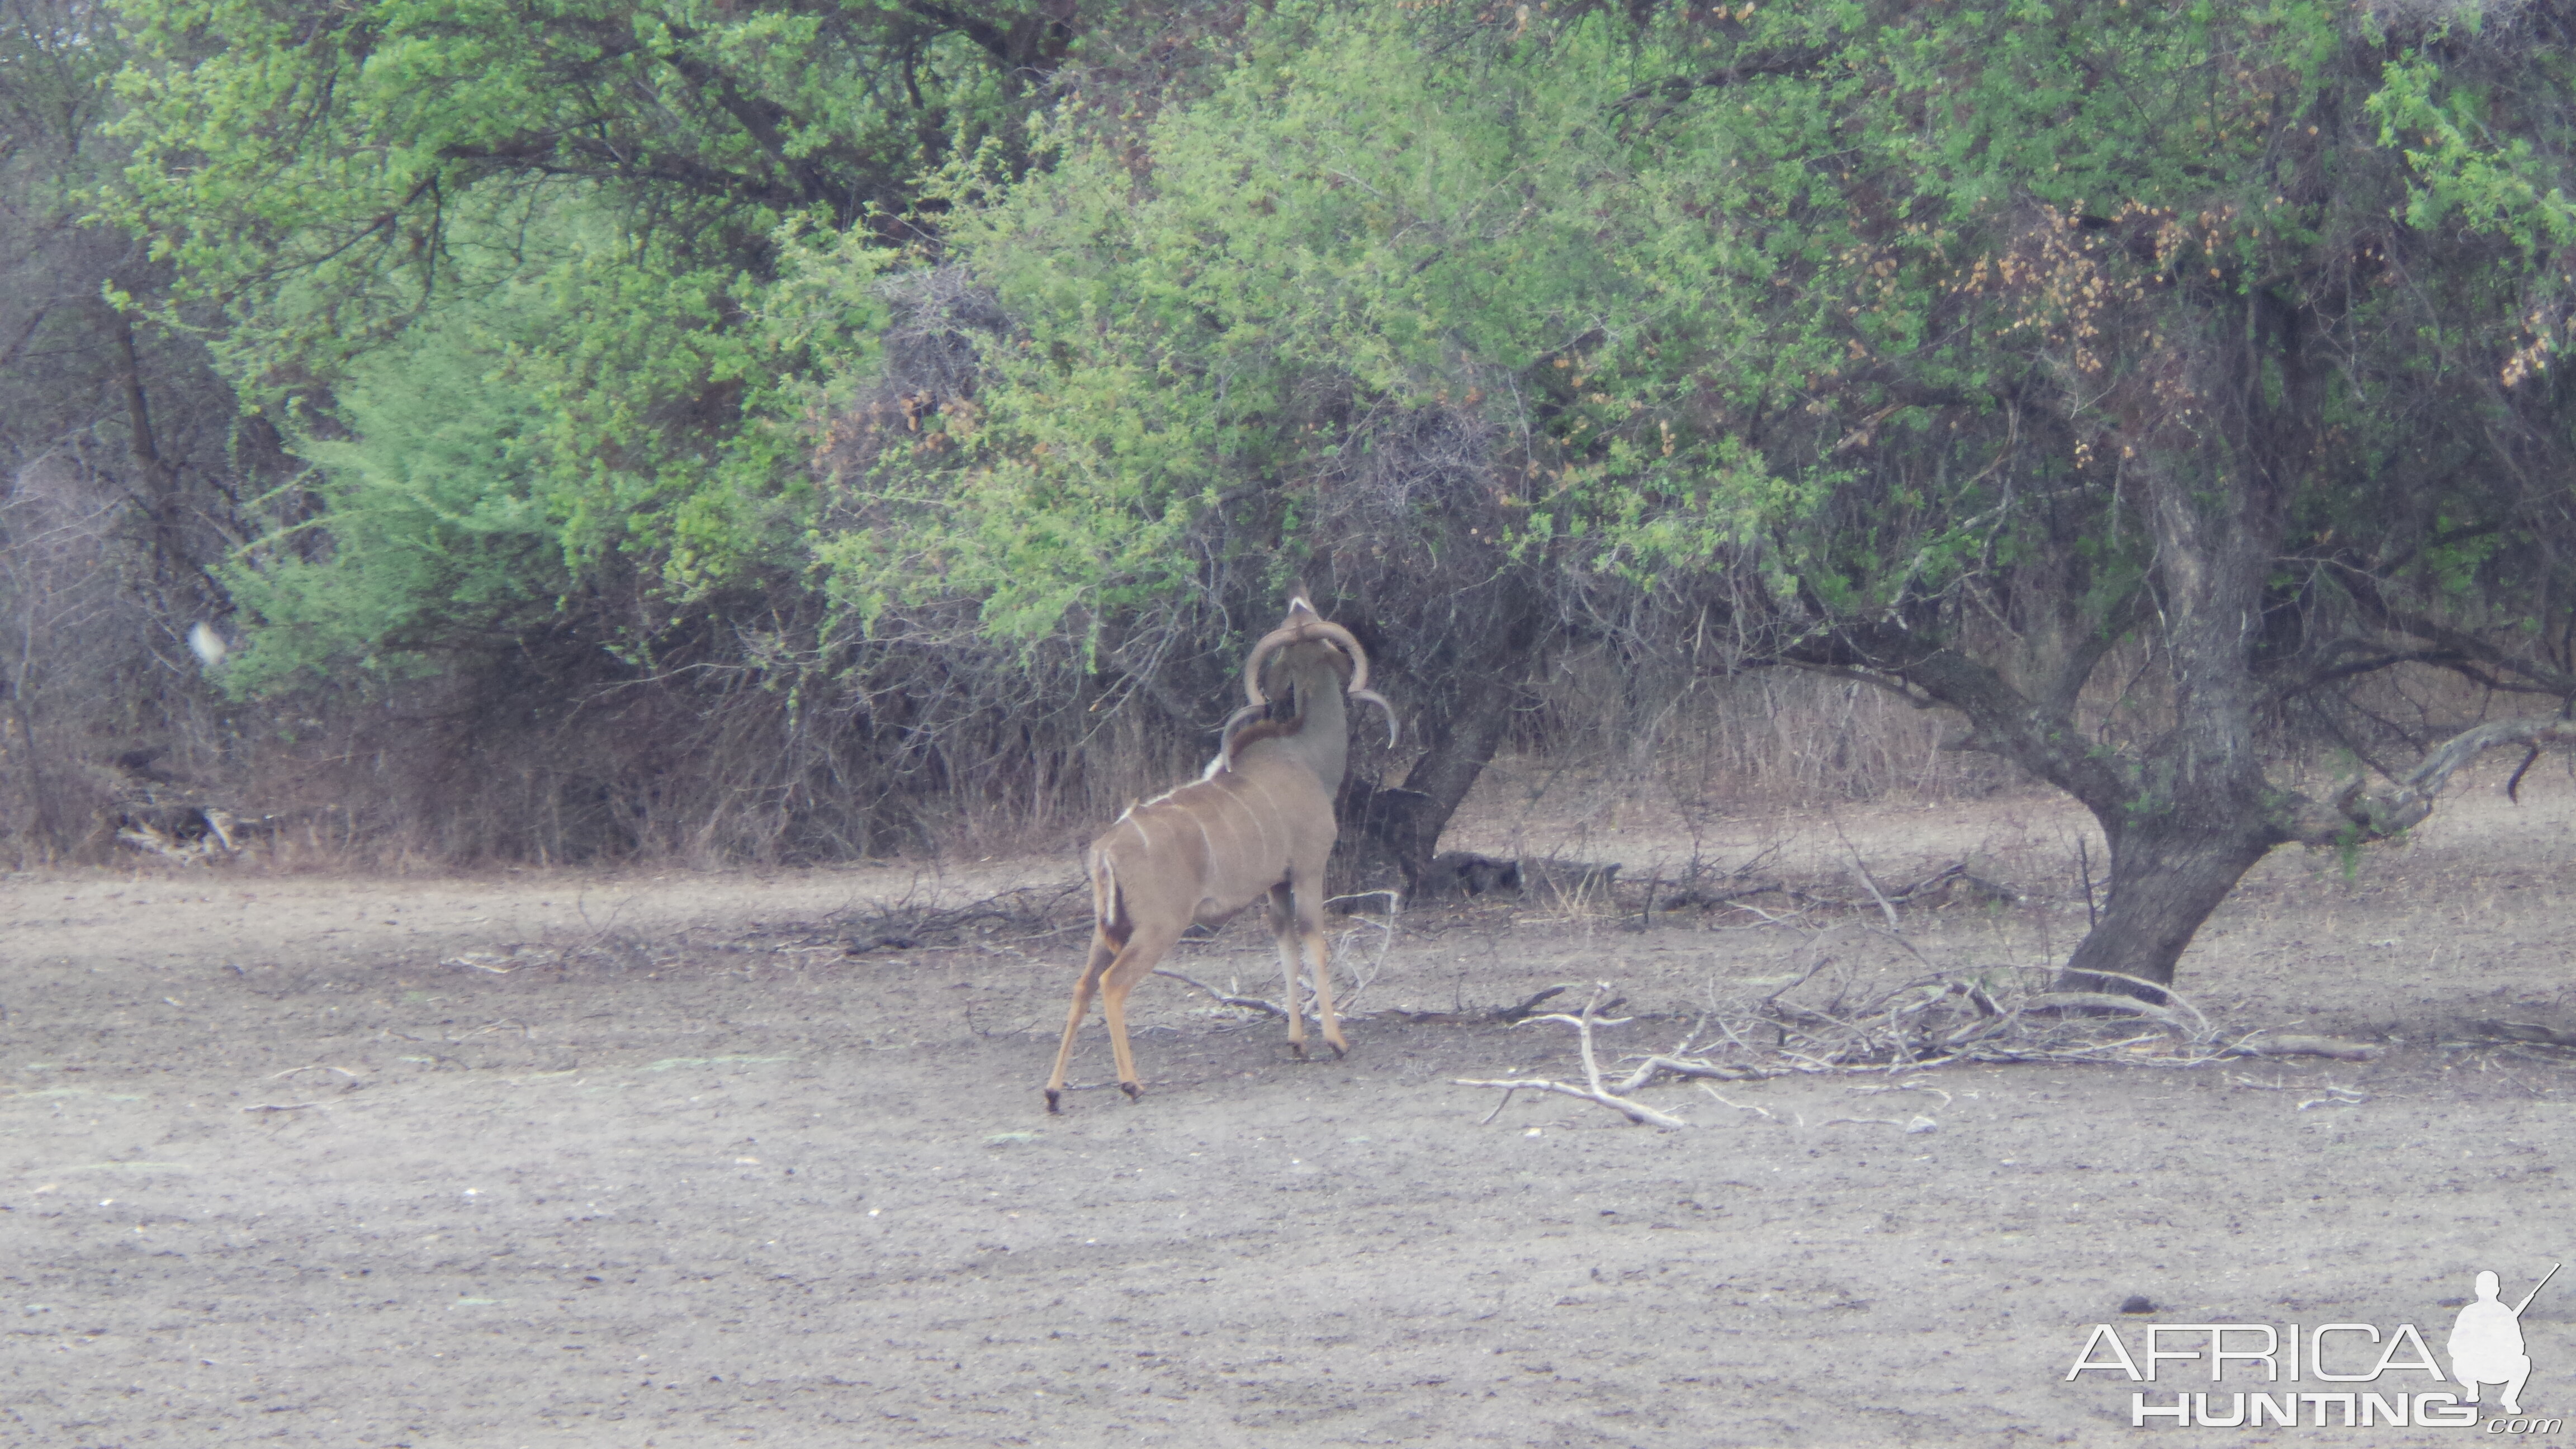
left=1043, top=596, right=1397, bottom=1111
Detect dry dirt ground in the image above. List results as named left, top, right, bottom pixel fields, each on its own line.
left=5, top=781, right=2575, bottom=1447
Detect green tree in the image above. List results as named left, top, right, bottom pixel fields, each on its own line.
left=106, top=0, right=1086, bottom=687
left=826, top=0, right=2576, bottom=986
left=92, top=0, right=1131, bottom=860
left=1724, top=0, right=2576, bottom=991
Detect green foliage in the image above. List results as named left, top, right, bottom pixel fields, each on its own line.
left=2371, top=51, right=2576, bottom=246
left=217, top=211, right=858, bottom=689
left=822, top=3, right=1855, bottom=640
left=106, top=0, right=1021, bottom=384
left=818, top=0, right=2576, bottom=716
left=3, top=0, right=125, bottom=200
left=222, top=310, right=566, bottom=693
left=103, top=0, right=1039, bottom=689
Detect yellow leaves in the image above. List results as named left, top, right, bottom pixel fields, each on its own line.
left=2502, top=312, right=2559, bottom=388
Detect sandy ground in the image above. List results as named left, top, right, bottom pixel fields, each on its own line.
left=4, top=782, right=2574, bottom=1446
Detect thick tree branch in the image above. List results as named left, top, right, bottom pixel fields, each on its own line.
left=2283, top=713, right=2576, bottom=844
left=2259, top=642, right=2563, bottom=714
left=2039, top=586, right=2150, bottom=721
left=1778, top=621, right=2133, bottom=815
left=2326, top=557, right=2576, bottom=699
left=1776, top=658, right=1940, bottom=709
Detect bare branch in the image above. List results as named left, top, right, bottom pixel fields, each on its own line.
left=1151, top=968, right=1287, bottom=1020
left=2290, top=713, right=2576, bottom=844
left=2220, top=1034, right=2383, bottom=1062
left=1452, top=1073, right=1692, bottom=1129
left=1456, top=983, right=1690, bottom=1128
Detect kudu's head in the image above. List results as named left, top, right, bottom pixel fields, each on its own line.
left=1216, top=595, right=1399, bottom=780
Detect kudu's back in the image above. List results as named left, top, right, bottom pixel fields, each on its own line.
left=1087, top=638, right=1352, bottom=934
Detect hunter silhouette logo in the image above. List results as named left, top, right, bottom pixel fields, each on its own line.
left=2066, top=1262, right=2562, bottom=1429
left=2450, top=1265, right=2558, bottom=1417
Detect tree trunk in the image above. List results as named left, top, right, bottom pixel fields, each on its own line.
left=2046, top=288, right=2308, bottom=993
left=107, top=302, right=191, bottom=586
left=0, top=659, right=65, bottom=860
left=2061, top=814, right=2277, bottom=994
left=1346, top=670, right=1517, bottom=897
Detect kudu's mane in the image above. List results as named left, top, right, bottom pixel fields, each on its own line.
left=1221, top=717, right=1305, bottom=756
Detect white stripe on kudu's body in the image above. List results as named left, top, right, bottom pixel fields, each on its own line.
left=1043, top=598, right=1399, bottom=1111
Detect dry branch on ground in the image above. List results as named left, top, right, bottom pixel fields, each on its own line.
left=1455, top=984, right=1692, bottom=1128
left=1150, top=910, right=1400, bottom=1026
left=1389, top=984, right=1592, bottom=1026
left=2465, top=1020, right=2576, bottom=1050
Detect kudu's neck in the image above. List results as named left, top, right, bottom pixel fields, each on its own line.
left=1274, top=655, right=1353, bottom=790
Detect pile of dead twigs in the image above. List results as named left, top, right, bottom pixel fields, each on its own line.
left=1453, top=937, right=2384, bottom=1128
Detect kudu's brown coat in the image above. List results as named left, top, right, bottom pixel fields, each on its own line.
left=1043, top=599, right=1395, bottom=1111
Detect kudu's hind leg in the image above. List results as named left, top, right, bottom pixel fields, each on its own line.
left=1096, top=918, right=1185, bottom=1101
left=1301, top=903, right=1349, bottom=1059
left=1267, top=883, right=1348, bottom=1060
left=1044, top=927, right=1122, bottom=1113
left=1266, top=886, right=1310, bottom=1057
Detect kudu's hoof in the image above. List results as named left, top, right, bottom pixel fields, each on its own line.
left=1119, top=1081, right=1143, bottom=1102
left=1044, top=1088, right=1063, bottom=1114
